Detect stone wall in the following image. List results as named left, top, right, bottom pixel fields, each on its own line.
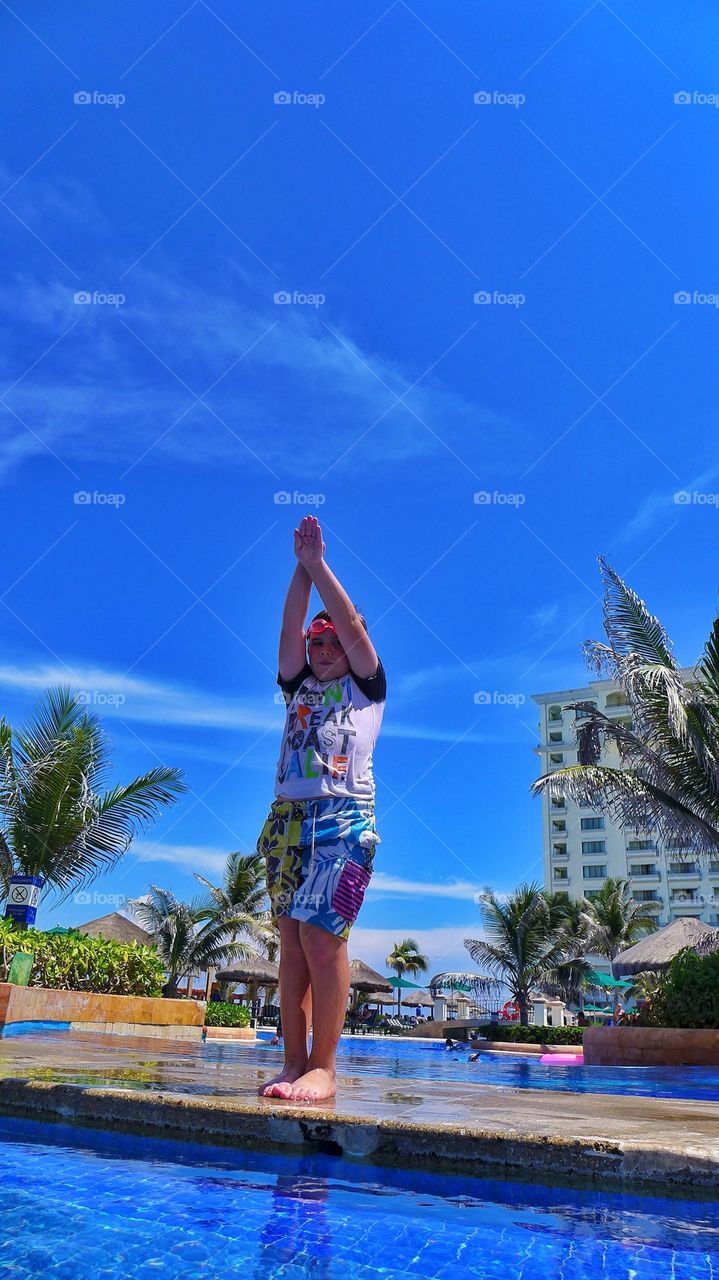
left=584, top=1025, right=719, bottom=1066
left=0, top=983, right=205, bottom=1041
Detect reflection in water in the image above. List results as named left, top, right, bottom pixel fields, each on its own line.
left=255, top=1174, right=333, bottom=1280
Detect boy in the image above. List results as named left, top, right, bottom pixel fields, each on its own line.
left=257, top=515, right=386, bottom=1102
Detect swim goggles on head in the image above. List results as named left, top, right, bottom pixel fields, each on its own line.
left=305, top=618, right=338, bottom=641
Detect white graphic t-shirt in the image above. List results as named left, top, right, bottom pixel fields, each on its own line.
left=274, top=659, right=386, bottom=800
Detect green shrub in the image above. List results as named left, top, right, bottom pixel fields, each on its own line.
left=474, top=1022, right=585, bottom=1045
left=204, top=1001, right=251, bottom=1028
left=0, top=924, right=165, bottom=996
left=640, top=948, right=719, bottom=1030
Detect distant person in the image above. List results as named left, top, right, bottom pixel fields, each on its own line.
left=256, top=516, right=386, bottom=1104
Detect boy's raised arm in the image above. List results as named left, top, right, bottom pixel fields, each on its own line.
left=278, top=552, right=312, bottom=682
left=295, top=516, right=379, bottom=679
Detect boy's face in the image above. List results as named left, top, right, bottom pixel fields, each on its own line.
left=306, top=621, right=350, bottom=680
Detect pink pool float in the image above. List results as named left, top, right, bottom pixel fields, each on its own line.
left=540, top=1052, right=584, bottom=1066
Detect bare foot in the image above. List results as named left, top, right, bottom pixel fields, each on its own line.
left=259, top=1062, right=307, bottom=1099
left=288, top=1066, right=336, bottom=1103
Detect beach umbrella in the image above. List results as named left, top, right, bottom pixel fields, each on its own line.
left=364, top=990, right=395, bottom=1005
left=587, top=970, right=633, bottom=990
left=348, top=959, right=392, bottom=993
left=401, top=991, right=431, bottom=1008
left=78, top=912, right=154, bottom=946
left=387, top=975, right=423, bottom=989
left=429, top=971, right=499, bottom=999
left=217, top=957, right=279, bottom=985
left=613, top=917, right=716, bottom=977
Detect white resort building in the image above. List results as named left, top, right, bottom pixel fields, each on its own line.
left=532, top=677, right=719, bottom=930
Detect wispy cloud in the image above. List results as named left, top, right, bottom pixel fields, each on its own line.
left=349, top=923, right=482, bottom=976
left=0, top=658, right=511, bottom=745
left=130, top=840, right=230, bottom=875
left=0, top=248, right=522, bottom=483
left=367, top=874, right=481, bottom=901
left=613, top=463, right=719, bottom=545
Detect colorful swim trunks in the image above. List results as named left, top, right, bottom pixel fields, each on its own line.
left=256, top=795, right=380, bottom=939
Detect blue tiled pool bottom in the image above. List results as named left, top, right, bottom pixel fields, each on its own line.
left=244, top=1034, right=719, bottom=1102
left=0, top=1116, right=718, bottom=1280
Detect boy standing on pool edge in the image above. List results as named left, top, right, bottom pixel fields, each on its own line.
left=257, top=515, right=386, bottom=1103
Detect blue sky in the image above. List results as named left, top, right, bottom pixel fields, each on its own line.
left=1, top=1, right=718, bottom=976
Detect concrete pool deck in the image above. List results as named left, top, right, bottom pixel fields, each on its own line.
left=1, top=1032, right=718, bottom=1190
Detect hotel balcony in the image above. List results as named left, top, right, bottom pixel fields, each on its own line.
left=669, top=892, right=703, bottom=910
left=666, top=866, right=702, bottom=882
left=629, top=871, right=661, bottom=885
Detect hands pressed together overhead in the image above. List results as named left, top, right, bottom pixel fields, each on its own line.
left=294, top=515, right=325, bottom=571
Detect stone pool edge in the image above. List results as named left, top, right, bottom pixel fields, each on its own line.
left=0, top=1078, right=716, bottom=1192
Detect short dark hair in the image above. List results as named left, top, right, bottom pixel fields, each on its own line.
left=311, top=607, right=368, bottom=633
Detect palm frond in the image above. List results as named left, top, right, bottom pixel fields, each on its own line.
left=598, top=558, right=676, bottom=667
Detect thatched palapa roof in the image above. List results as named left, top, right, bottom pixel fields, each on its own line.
left=217, top=957, right=279, bottom=985
left=613, top=917, right=715, bottom=976
left=348, top=959, right=392, bottom=992
left=402, top=991, right=431, bottom=1007
left=79, top=912, right=154, bottom=946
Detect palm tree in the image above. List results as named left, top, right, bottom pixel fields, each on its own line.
left=132, top=886, right=255, bottom=998
left=542, top=897, right=594, bottom=1011
left=465, top=883, right=578, bottom=1025
left=0, top=687, right=187, bottom=924
left=194, top=852, right=273, bottom=999
left=386, top=938, right=429, bottom=1017
left=582, top=877, right=657, bottom=1013
left=532, top=557, right=719, bottom=856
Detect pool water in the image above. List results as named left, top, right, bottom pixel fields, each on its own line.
left=0, top=1115, right=717, bottom=1280
left=240, top=1035, right=719, bottom=1102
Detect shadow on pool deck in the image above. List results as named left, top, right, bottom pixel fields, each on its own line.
left=1, top=1031, right=718, bottom=1190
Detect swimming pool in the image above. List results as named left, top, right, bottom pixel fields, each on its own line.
left=0, top=1114, right=717, bottom=1279
left=235, top=1034, right=719, bottom=1101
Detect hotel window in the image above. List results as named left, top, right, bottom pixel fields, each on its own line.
left=584, top=889, right=601, bottom=900
left=548, top=705, right=562, bottom=722
left=710, top=862, right=719, bottom=874
left=628, top=839, right=653, bottom=850
left=551, top=796, right=566, bottom=810
left=668, top=862, right=699, bottom=875
left=580, top=817, right=605, bottom=831
left=552, top=843, right=568, bottom=857
left=549, top=731, right=563, bottom=744
left=582, top=840, right=606, bottom=855
left=553, top=867, right=568, bottom=880
left=549, top=753, right=564, bottom=765
left=605, top=691, right=627, bottom=708
left=630, top=864, right=657, bottom=877
left=551, top=820, right=566, bottom=834
left=574, top=701, right=597, bottom=720
left=583, top=864, right=607, bottom=879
